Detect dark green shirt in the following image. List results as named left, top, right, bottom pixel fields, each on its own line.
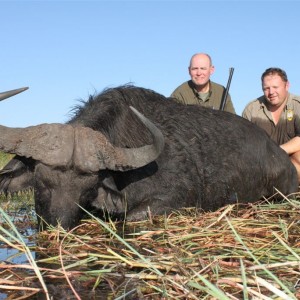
left=171, top=80, right=236, bottom=114
left=242, top=93, right=300, bottom=145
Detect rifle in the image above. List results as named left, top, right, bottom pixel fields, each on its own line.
left=219, top=68, right=234, bottom=111
left=0, top=87, right=29, bottom=101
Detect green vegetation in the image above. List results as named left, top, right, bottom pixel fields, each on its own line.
left=0, top=151, right=35, bottom=213
left=0, top=152, right=14, bottom=167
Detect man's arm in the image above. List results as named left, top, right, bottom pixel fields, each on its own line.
left=224, top=94, right=236, bottom=114
left=280, top=136, right=300, bottom=155
left=242, top=105, right=252, bottom=121
left=170, top=90, right=185, bottom=104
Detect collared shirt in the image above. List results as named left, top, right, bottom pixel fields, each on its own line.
left=171, top=80, right=236, bottom=114
left=242, top=93, right=300, bottom=145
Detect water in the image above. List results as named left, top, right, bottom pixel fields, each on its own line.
left=0, top=210, right=141, bottom=300
left=0, top=205, right=38, bottom=299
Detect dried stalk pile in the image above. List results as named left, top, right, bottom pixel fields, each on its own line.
left=1, top=193, right=300, bottom=299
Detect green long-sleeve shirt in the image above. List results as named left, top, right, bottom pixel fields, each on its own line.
left=171, top=80, right=236, bottom=114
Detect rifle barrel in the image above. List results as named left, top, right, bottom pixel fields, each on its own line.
left=219, top=68, right=234, bottom=111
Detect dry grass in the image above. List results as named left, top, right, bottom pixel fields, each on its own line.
left=1, top=191, right=300, bottom=299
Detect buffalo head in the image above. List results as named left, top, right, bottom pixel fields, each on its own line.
left=0, top=96, right=164, bottom=229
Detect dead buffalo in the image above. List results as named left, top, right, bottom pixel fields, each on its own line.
left=0, top=85, right=298, bottom=229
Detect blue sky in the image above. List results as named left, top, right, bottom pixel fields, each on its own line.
left=1, top=0, right=300, bottom=127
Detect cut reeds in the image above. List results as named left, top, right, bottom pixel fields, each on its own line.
left=0, top=193, right=300, bottom=299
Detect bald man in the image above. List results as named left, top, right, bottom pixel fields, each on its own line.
left=171, top=53, right=235, bottom=114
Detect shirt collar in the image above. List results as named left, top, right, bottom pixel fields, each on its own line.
left=191, top=80, right=212, bottom=101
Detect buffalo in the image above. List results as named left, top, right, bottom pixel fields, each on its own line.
left=0, top=85, right=298, bottom=229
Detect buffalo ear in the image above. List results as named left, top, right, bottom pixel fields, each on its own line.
left=91, top=175, right=124, bottom=214
left=102, top=176, right=120, bottom=193
left=0, top=156, right=34, bottom=194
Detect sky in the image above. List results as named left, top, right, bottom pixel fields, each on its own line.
left=1, top=0, right=300, bottom=127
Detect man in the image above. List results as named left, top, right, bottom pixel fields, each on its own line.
left=243, top=67, right=300, bottom=182
left=171, top=53, right=236, bottom=114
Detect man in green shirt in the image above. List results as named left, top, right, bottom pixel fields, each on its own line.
left=242, top=67, right=300, bottom=183
left=171, top=53, right=236, bottom=114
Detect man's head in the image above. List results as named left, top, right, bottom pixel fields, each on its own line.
left=261, top=67, right=289, bottom=109
left=188, top=53, right=215, bottom=91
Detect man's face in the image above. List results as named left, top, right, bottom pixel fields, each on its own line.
left=262, top=74, right=289, bottom=108
left=189, top=56, right=214, bottom=87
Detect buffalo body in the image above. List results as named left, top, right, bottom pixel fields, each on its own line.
left=0, top=85, right=297, bottom=228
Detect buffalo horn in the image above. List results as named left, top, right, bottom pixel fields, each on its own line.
left=0, top=123, right=76, bottom=167
left=0, top=107, right=164, bottom=173
left=73, top=106, right=165, bottom=172
left=0, top=87, right=29, bottom=101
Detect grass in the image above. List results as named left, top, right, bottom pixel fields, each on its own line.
left=0, top=151, right=300, bottom=299
left=1, top=197, right=300, bottom=299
